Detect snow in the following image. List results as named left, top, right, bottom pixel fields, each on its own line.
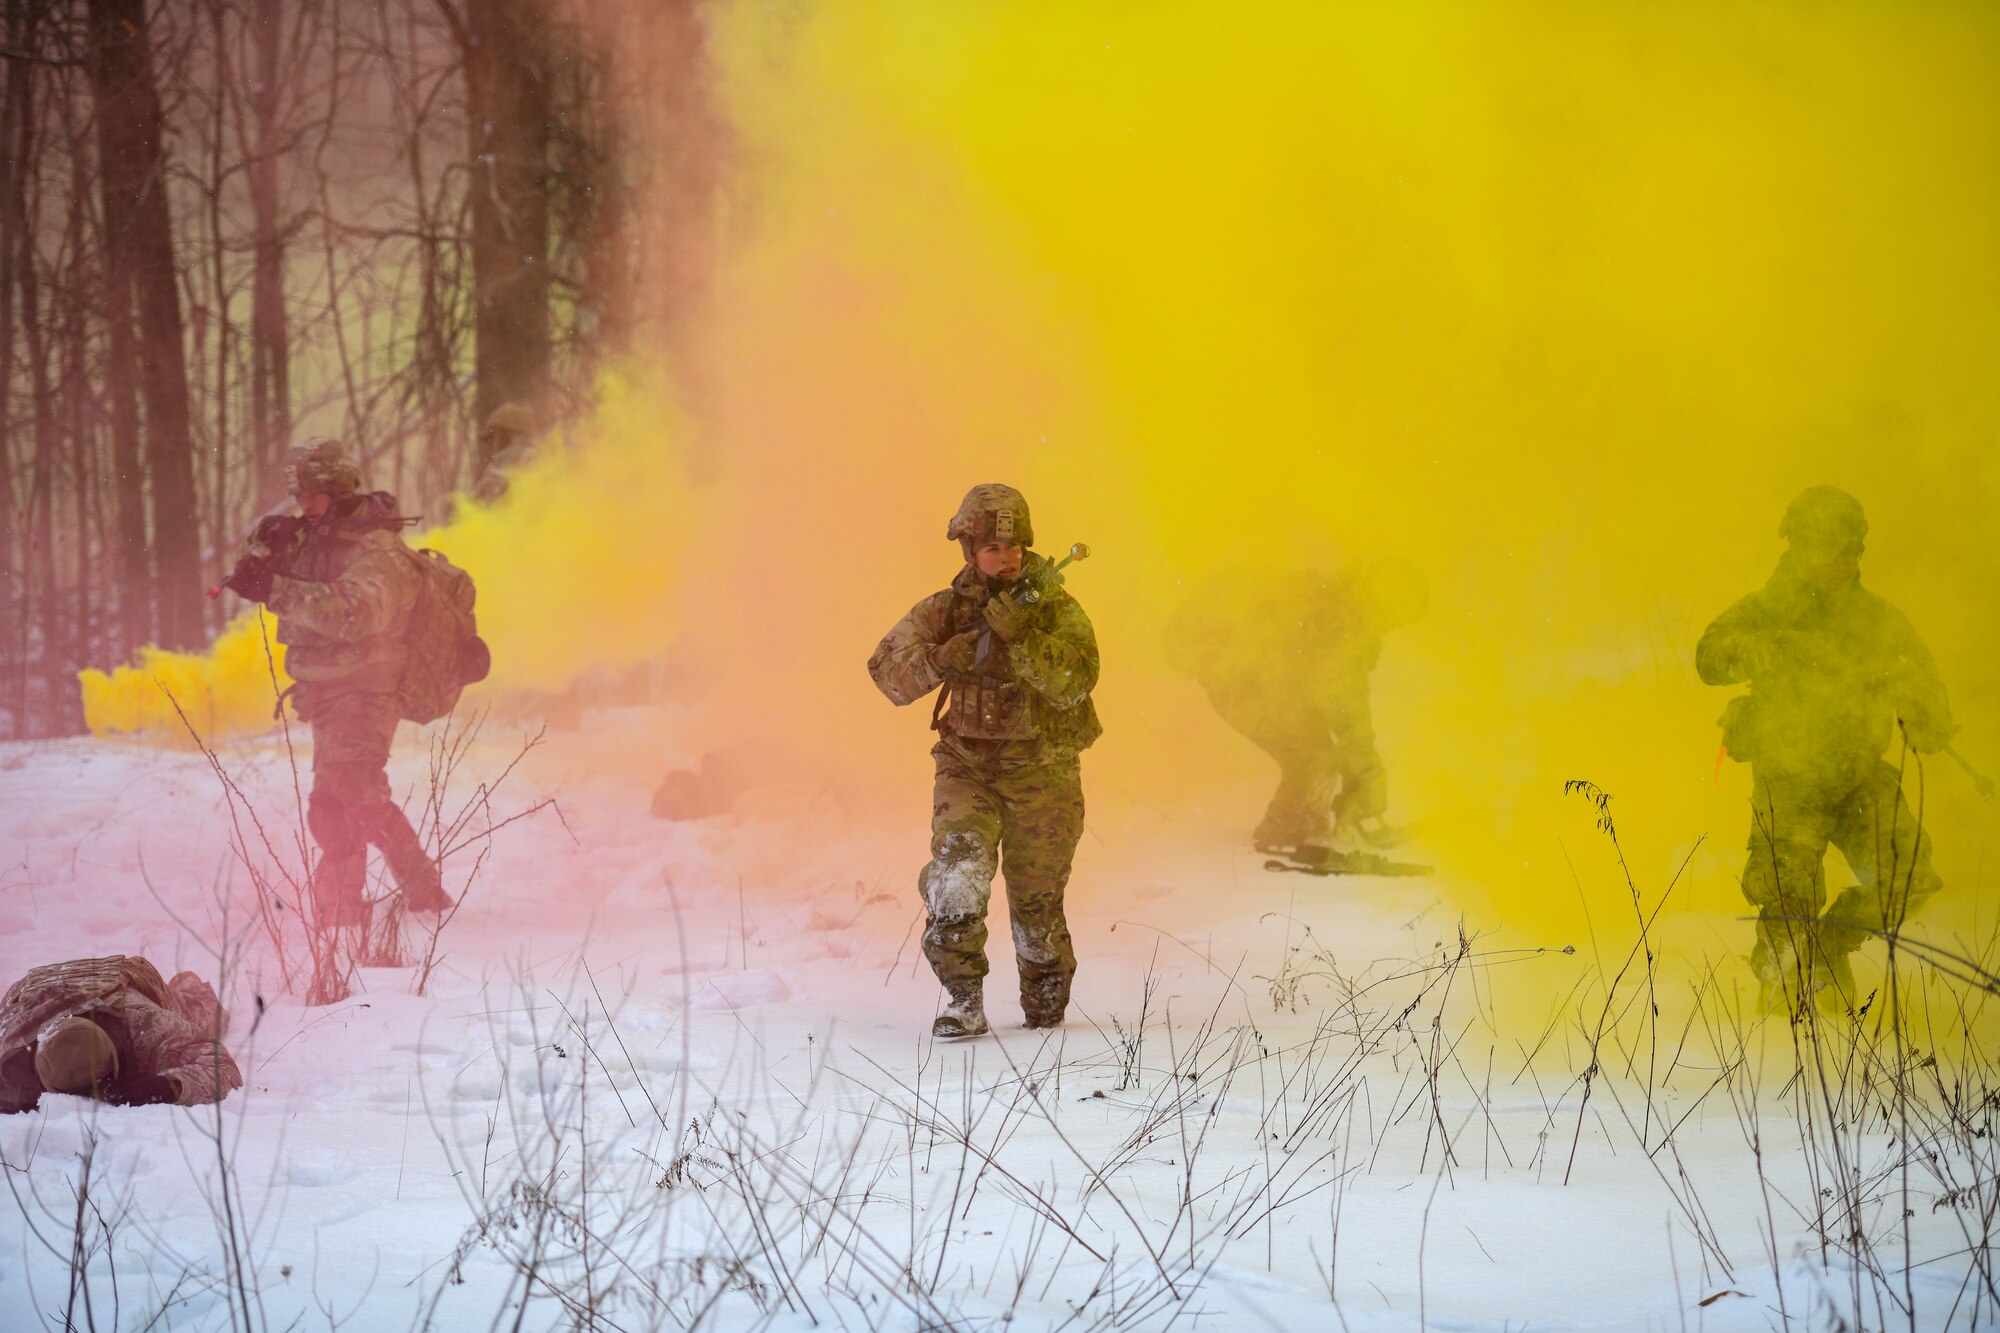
left=1, top=713, right=1994, bottom=1331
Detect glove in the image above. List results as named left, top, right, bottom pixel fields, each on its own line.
left=982, top=591, right=1035, bottom=643
left=249, top=514, right=303, bottom=551
left=221, top=555, right=274, bottom=603
left=105, top=1071, right=179, bottom=1106
left=931, top=629, right=980, bottom=673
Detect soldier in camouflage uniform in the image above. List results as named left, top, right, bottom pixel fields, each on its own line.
left=1698, top=486, right=1956, bottom=1013
left=868, top=485, right=1101, bottom=1038
left=221, top=438, right=450, bottom=999
left=1166, top=558, right=1428, bottom=856
left=0, top=956, right=241, bottom=1113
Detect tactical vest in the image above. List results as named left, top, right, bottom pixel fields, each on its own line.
left=274, top=500, right=411, bottom=681
left=931, top=594, right=1034, bottom=741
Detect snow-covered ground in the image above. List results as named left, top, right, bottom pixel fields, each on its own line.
left=2, top=711, right=1995, bottom=1331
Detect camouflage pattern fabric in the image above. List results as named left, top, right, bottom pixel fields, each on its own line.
left=295, top=672, right=442, bottom=925
left=262, top=492, right=420, bottom=683
left=259, top=492, right=443, bottom=921
left=0, top=957, right=241, bottom=1113
left=869, top=551, right=1099, bottom=1009
left=868, top=555, right=1101, bottom=756
left=284, top=435, right=361, bottom=498
left=1699, top=548, right=1956, bottom=974
left=1165, top=567, right=1386, bottom=849
left=921, top=744, right=1084, bottom=1006
left=1743, top=761, right=1942, bottom=969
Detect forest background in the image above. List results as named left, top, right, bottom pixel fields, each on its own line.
left=3, top=1, right=1997, bottom=957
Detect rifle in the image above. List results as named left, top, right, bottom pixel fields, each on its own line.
left=206, top=514, right=305, bottom=600
left=971, top=542, right=1091, bottom=671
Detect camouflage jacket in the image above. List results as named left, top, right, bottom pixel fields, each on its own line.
left=1165, top=566, right=1383, bottom=773
left=0, top=956, right=242, bottom=1113
left=260, top=492, right=421, bottom=682
left=868, top=553, right=1102, bottom=763
left=1698, top=552, right=1955, bottom=777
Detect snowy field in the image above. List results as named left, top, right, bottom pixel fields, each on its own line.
left=2, top=710, right=1996, bottom=1332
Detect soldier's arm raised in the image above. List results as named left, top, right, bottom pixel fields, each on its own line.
left=868, top=593, right=954, bottom=706
left=266, top=542, right=420, bottom=642
left=1007, top=592, right=1099, bottom=709
left=1694, top=592, right=1769, bottom=686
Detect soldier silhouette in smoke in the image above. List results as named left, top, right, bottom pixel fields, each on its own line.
left=1166, top=558, right=1429, bottom=872
left=1698, top=486, right=1960, bottom=1014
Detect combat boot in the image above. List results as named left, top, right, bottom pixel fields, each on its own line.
left=932, top=983, right=989, bottom=1039
left=1021, top=973, right=1071, bottom=1030
left=377, top=820, right=453, bottom=914
left=1253, top=806, right=1327, bottom=856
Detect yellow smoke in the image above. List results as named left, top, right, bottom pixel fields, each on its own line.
left=670, top=0, right=2000, bottom=998
left=80, top=610, right=290, bottom=744
left=80, top=370, right=691, bottom=741
left=79, top=2, right=2000, bottom=1028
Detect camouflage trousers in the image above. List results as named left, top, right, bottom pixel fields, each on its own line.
left=296, top=679, right=443, bottom=928
left=920, top=742, right=1083, bottom=1011
left=1742, top=759, right=1942, bottom=972
left=1205, top=687, right=1383, bottom=848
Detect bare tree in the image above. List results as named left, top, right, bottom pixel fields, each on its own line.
left=86, top=0, right=203, bottom=649
left=438, top=0, right=552, bottom=466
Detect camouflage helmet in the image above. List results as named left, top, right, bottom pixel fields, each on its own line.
left=946, top=484, right=1034, bottom=554
left=284, top=435, right=361, bottom=498
left=482, top=401, right=537, bottom=440
left=34, top=1016, right=119, bottom=1094
left=1779, top=486, right=1867, bottom=554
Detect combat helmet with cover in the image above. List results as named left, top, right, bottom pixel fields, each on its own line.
left=1779, top=486, right=1867, bottom=554
left=284, top=436, right=361, bottom=498
left=947, top=484, right=1034, bottom=559
left=34, top=1016, right=119, bottom=1095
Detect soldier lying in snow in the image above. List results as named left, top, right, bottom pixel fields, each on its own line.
left=0, top=956, right=241, bottom=1113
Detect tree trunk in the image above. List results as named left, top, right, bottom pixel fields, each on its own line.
left=248, top=0, right=289, bottom=483
left=462, top=0, right=551, bottom=469
left=87, top=0, right=203, bottom=650
left=15, top=97, right=58, bottom=736
left=0, top=1, right=22, bottom=733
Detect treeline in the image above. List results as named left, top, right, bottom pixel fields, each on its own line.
left=0, top=0, right=719, bottom=737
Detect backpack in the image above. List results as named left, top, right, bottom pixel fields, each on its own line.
left=396, top=547, right=491, bottom=724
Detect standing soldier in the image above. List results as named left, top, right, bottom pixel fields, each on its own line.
left=1166, top=558, right=1428, bottom=858
left=868, top=485, right=1101, bottom=1038
left=220, top=437, right=451, bottom=1000
left=1698, top=486, right=1956, bottom=1012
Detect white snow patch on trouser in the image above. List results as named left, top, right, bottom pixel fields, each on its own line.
left=1011, top=917, right=1061, bottom=970
left=923, top=830, right=997, bottom=921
